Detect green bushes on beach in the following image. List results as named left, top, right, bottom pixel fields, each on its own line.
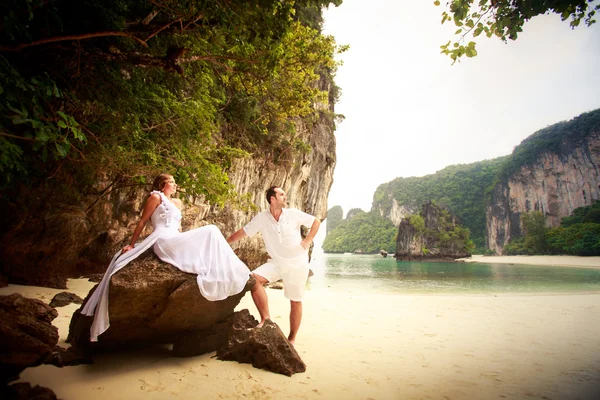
left=504, top=201, right=600, bottom=256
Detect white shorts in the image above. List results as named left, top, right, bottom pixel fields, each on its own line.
left=253, top=260, right=309, bottom=301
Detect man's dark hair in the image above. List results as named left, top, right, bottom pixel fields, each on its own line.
left=266, top=186, right=279, bottom=205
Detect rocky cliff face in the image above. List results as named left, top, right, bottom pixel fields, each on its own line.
left=210, top=116, right=336, bottom=268
left=487, top=133, right=600, bottom=254
left=375, top=197, right=416, bottom=226
left=396, top=201, right=470, bottom=261
left=0, top=115, right=335, bottom=288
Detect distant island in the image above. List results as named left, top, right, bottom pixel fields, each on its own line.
left=324, top=109, right=600, bottom=258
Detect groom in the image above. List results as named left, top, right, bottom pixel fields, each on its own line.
left=227, top=186, right=320, bottom=345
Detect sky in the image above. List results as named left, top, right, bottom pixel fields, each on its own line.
left=320, top=0, right=600, bottom=217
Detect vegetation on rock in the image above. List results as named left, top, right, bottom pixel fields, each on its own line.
left=0, top=0, right=346, bottom=205
left=373, top=157, right=506, bottom=251
left=325, top=205, right=343, bottom=235
left=397, top=201, right=473, bottom=258
left=504, top=201, right=600, bottom=256
left=322, top=209, right=397, bottom=254
left=492, top=109, right=600, bottom=183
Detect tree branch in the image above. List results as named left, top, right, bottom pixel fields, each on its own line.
left=185, top=54, right=259, bottom=64
left=0, top=31, right=148, bottom=52
left=0, top=131, right=37, bottom=141
left=145, top=18, right=182, bottom=42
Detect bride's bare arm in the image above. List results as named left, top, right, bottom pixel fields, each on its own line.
left=121, top=194, right=161, bottom=253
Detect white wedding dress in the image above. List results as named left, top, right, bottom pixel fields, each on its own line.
left=82, top=190, right=251, bottom=342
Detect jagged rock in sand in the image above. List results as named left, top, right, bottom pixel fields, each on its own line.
left=67, top=252, right=254, bottom=351
left=217, top=311, right=306, bottom=376
left=49, top=292, right=83, bottom=308
left=0, top=382, right=58, bottom=400
left=0, top=293, right=59, bottom=385
left=0, top=293, right=91, bottom=393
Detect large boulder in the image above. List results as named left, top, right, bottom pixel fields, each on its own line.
left=67, top=252, right=254, bottom=351
left=0, top=294, right=59, bottom=384
left=217, top=311, right=306, bottom=376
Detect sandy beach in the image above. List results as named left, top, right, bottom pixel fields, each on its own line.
left=456, top=254, right=600, bottom=269
left=3, top=256, right=600, bottom=400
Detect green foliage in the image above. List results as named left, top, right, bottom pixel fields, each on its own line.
left=325, top=205, right=343, bottom=235
left=403, top=201, right=474, bottom=255
left=502, top=236, right=529, bottom=255
left=560, top=200, right=600, bottom=227
left=0, top=0, right=346, bottom=205
left=547, top=223, right=600, bottom=256
left=373, top=157, right=506, bottom=249
left=408, top=214, right=425, bottom=233
left=322, top=211, right=397, bottom=254
left=0, top=56, right=86, bottom=180
left=505, top=203, right=600, bottom=256
left=521, top=211, right=549, bottom=254
left=346, top=207, right=365, bottom=220
left=437, top=0, right=600, bottom=63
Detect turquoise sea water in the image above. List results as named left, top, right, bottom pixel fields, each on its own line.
left=307, top=253, right=600, bottom=295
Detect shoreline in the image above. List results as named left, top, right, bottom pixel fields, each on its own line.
left=2, top=278, right=600, bottom=399
left=455, top=254, right=600, bottom=269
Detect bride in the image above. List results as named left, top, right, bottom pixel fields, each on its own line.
left=82, top=174, right=251, bottom=342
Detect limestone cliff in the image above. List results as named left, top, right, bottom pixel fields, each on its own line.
left=0, top=116, right=335, bottom=288
left=374, top=193, right=417, bottom=227
left=395, top=201, right=471, bottom=261
left=210, top=115, right=336, bottom=268
left=487, top=118, right=600, bottom=254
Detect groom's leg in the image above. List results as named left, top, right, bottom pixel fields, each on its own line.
left=288, top=300, right=302, bottom=345
left=251, top=273, right=271, bottom=327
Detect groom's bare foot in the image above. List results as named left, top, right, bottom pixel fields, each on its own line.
left=248, top=318, right=269, bottom=330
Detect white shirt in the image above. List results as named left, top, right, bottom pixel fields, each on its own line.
left=243, top=208, right=316, bottom=262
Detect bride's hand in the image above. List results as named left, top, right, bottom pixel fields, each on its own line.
left=122, top=244, right=134, bottom=254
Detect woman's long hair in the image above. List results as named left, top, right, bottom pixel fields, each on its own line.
left=151, top=174, right=173, bottom=192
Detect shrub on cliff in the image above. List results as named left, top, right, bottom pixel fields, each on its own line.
left=322, top=211, right=397, bottom=254
left=0, top=0, right=346, bottom=205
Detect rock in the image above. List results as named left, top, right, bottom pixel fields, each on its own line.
left=173, top=318, right=237, bottom=357
left=487, top=126, right=600, bottom=254
left=380, top=250, right=388, bottom=258
left=396, top=201, right=470, bottom=261
left=67, top=252, right=254, bottom=352
left=49, top=292, right=83, bottom=308
left=0, top=204, right=90, bottom=289
left=217, top=311, right=306, bottom=376
left=0, top=382, right=58, bottom=400
left=0, top=294, right=59, bottom=384
left=49, top=345, right=93, bottom=367
left=267, top=281, right=284, bottom=290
